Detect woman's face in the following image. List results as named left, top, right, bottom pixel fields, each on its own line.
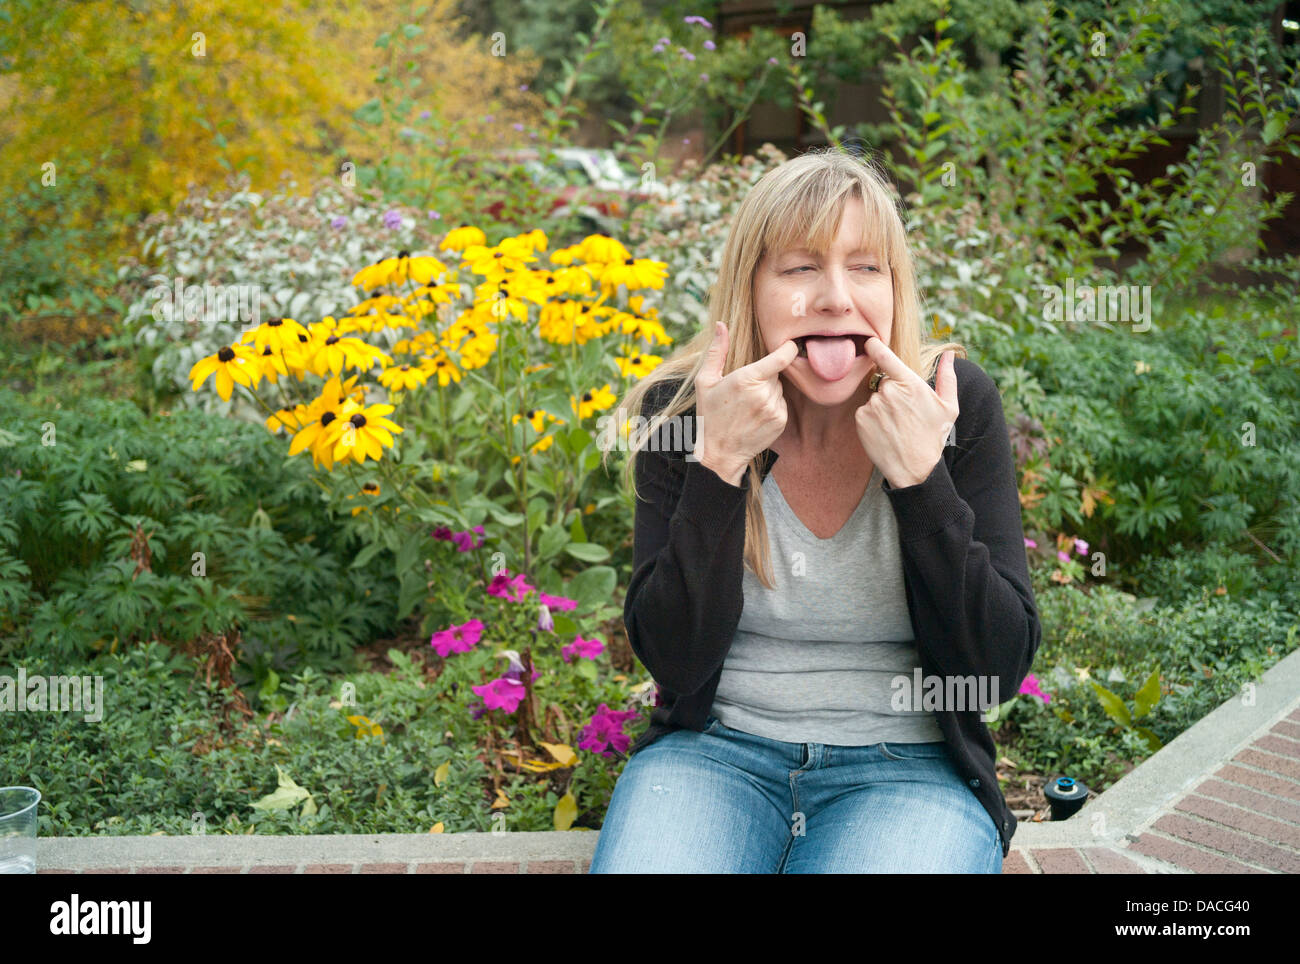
left=752, top=194, right=893, bottom=406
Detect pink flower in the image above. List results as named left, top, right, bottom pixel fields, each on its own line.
left=472, top=677, right=526, bottom=713
left=539, top=592, right=577, bottom=611
left=1074, top=537, right=1089, bottom=556
left=1023, top=538, right=1037, bottom=549
left=451, top=525, right=486, bottom=552
left=1018, top=674, right=1051, bottom=705
left=486, top=569, right=534, bottom=601
left=430, top=618, right=484, bottom=657
left=1057, top=550, right=1070, bottom=562
left=562, top=635, right=605, bottom=663
left=578, top=703, right=642, bottom=756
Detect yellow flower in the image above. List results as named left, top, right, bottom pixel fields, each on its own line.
left=188, top=345, right=258, bottom=401
left=242, top=317, right=310, bottom=353
left=509, top=228, right=549, bottom=254
left=288, top=401, right=359, bottom=471
left=266, top=405, right=308, bottom=434
left=474, top=278, right=530, bottom=323
left=512, top=407, right=565, bottom=434
left=576, top=234, right=631, bottom=264
left=378, top=363, right=431, bottom=392
left=419, top=353, right=464, bottom=387
left=615, top=351, right=663, bottom=378
left=352, top=251, right=449, bottom=292
left=309, top=331, right=391, bottom=376
left=596, top=257, right=668, bottom=291
left=462, top=237, right=538, bottom=279
left=440, top=225, right=487, bottom=253
left=1135, top=360, right=1151, bottom=374
left=571, top=383, right=616, bottom=419
left=330, top=403, right=405, bottom=466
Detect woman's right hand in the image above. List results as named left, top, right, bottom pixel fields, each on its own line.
left=692, top=321, right=799, bottom=486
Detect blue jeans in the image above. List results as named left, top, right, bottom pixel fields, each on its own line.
left=590, top=713, right=1003, bottom=873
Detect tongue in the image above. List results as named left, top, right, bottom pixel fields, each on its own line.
left=805, top=336, right=856, bottom=381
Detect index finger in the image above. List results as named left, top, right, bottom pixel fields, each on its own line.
left=863, top=334, right=920, bottom=385
left=741, top=338, right=799, bottom=381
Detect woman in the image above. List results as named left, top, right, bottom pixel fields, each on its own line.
left=590, top=148, right=1041, bottom=873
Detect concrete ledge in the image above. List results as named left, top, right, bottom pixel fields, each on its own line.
left=1008, top=645, right=1300, bottom=852
left=32, top=648, right=1300, bottom=874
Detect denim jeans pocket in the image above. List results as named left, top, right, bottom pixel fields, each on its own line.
left=879, top=740, right=949, bottom=762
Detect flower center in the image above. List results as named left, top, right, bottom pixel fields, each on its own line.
left=350, top=413, right=367, bottom=428
left=217, top=347, right=235, bottom=362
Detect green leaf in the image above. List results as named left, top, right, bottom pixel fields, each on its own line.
left=397, top=570, right=426, bottom=621
left=566, top=565, right=616, bottom=609
left=1133, top=726, right=1163, bottom=752
left=537, top=524, right=569, bottom=561
left=1263, top=115, right=1286, bottom=145
left=351, top=539, right=386, bottom=570
left=568, top=513, right=587, bottom=543
left=1089, top=681, right=1131, bottom=727
left=250, top=765, right=312, bottom=811
left=1133, top=669, right=1161, bottom=719
left=564, top=542, right=610, bottom=562
left=488, top=504, right=525, bottom=527
left=401, top=23, right=422, bottom=38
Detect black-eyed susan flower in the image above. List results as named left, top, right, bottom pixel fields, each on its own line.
left=474, top=279, right=529, bottom=323
left=462, top=237, right=537, bottom=279
left=510, top=228, right=548, bottom=254
left=597, top=256, right=668, bottom=291
left=614, top=350, right=663, bottom=378
left=244, top=317, right=310, bottom=353
left=576, top=234, right=631, bottom=264
left=571, top=383, right=616, bottom=419
left=347, top=480, right=382, bottom=516
left=352, top=251, right=448, bottom=292
left=418, top=353, right=464, bottom=387
left=288, top=399, right=360, bottom=470
left=512, top=407, right=565, bottom=434
left=266, top=404, right=308, bottom=434
left=309, top=330, right=391, bottom=377
left=440, top=224, right=487, bottom=253
left=379, top=363, right=431, bottom=392
left=189, top=344, right=259, bottom=401
left=330, top=402, right=404, bottom=466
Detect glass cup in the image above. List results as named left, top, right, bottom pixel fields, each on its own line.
left=0, top=787, right=41, bottom=874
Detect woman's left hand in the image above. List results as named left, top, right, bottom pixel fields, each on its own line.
left=855, top=338, right=959, bottom=488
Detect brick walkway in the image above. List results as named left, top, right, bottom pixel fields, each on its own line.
left=33, top=649, right=1300, bottom=874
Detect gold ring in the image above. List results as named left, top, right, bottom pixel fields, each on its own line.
left=869, top=370, right=889, bottom=392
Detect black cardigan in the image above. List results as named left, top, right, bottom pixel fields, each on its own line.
left=621, top=357, right=1041, bottom=857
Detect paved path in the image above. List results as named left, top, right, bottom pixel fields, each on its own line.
left=35, top=648, right=1300, bottom=874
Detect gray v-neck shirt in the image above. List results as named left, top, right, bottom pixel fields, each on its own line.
left=709, top=466, right=945, bottom=746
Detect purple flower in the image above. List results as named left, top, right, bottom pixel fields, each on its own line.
left=578, top=703, right=642, bottom=756
left=699, top=73, right=709, bottom=82
left=539, top=592, right=577, bottom=611
left=486, top=569, right=534, bottom=602
left=383, top=209, right=402, bottom=230
left=330, top=215, right=347, bottom=230
left=512, top=122, right=524, bottom=131
left=519, top=83, right=529, bottom=91
left=683, top=16, right=713, bottom=29
left=679, top=47, right=695, bottom=61
left=469, top=698, right=488, bottom=720
left=428, top=210, right=441, bottom=220
left=430, top=618, right=485, bottom=657
left=1019, top=674, right=1052, bottom=705
left=768, top=56, right=778, bottom=65
left=483, top=113, right=494, bottom=122
left=561, top=635, right=605, bottom=663
left=451, top=524, right=486, bottom=553
left=419, top=109, right=432, bottom=119
left=432, top=525, right=454, bottom=542
left=1057, top=550, right=1070, bottom=562
left=652, top=41, right=667, bottom=54
left=703, top=40, right=715, bottom=50
left=473, top=677, right=526, bottom=713
left=1074, top=538, right=1089, bottom=556
left=1023, top=538, right=1037, bottom=549
left=537, top=604, right=554, bottom=632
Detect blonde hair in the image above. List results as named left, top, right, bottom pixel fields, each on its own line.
left=602, top=147, right=965, bottom=589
